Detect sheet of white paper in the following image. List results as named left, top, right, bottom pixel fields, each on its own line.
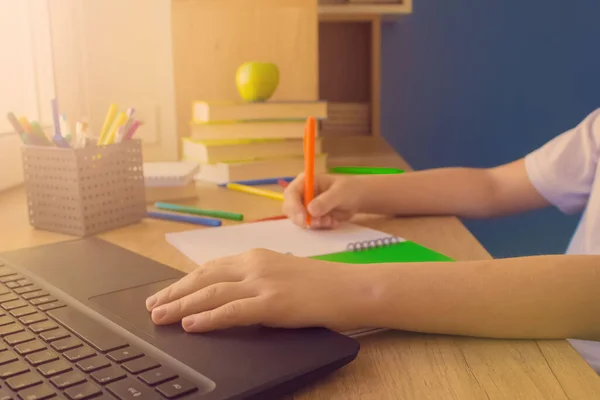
left=165, top=219, right=403, bottom=265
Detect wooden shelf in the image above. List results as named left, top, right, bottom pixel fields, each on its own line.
left=319, top=2, right=412, bottom=20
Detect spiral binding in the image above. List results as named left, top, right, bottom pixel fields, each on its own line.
left=346, top=236, right=401, bottom=252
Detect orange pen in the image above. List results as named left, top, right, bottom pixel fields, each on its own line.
left=304, top=116, right=316, bottom=228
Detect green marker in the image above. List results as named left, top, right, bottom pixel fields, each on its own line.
left=30, top=121, right=53, bottom=145
left=329, top=166, right=404, bottom=175
left=154, top=202, right=244, bottom=221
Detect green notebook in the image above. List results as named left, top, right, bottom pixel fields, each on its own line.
left=310, top=240, right=454, bottom=264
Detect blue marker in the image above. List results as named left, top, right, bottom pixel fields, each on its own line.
left=146, top=211, right=222, bottom=227
left=218, top=177, right=295, bottom=187
left=51, top=99, right=70, bottom=148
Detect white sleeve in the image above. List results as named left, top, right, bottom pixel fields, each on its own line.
left=524, top=108, right=600, bottom=215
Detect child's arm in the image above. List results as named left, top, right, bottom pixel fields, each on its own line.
left=283, top=158, right=550, bottom=227
left=146, top=250, right=600, bottom=341
left=357, top=158, right=550, bottom=218
left=363, top=254, right=600, bottom=341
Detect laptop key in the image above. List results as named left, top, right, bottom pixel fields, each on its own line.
left=3, top=300, right=29, bottom=311
left=0, top=275, right=23, bottom=284
left=19, top=313, right=47, bottom=326
left=63, top=346, right=95, bottom=362
left=30, top=297, right=57, bottom=307
left=17, top=383, right=56, bottom=400
left=64, top=382, right=102, bottom=400
left=40, top=329, right=70, bottom=343
left=15, top=340, right=45, bottom=356
left=12, top=307, right=38, bottom=319
left=0, top=349, right=18, bottom=364
left=15, top=286, right=40, bottom=295
left=0, top=267, right=14, bottom=277
left=156, top=378, right=198, bottom=399
left=138, top=367, right=177, bottom=386
left=50, top=370, right=87, bottom=389
left=107, top=347, right=143, bottom=363
left=121, top=357, right=160, bottom=374
left=6, top=371, right=43, bottom=391
left=76, top=356, right=111, bottom=373
left=107, top=377, right=160, bottom=400
left=0, top=324, right=24, bottom=337
left=0, top=360, right=31, bottom=378
left=38, top=359, right=72, bottom=377
left=5, top=282, right=20, bottom=289
left=5, top=331, right=35, bottom=346
left=25, top=350, right=59, bottom=366
left=38, top=303, right=65, bottom=312
left=0, top=315, right=14, bottom=326
left=51, top=338, right=82, bottom=353
left=29, top=321, right=58, bottom=334
left=47, top=308, right=128, bottom=353
left=0, top=387, right=12, bottom=400
left=22, top=292, right=48, bottom=301
left=16, top=279, right=32, bottom=287
left=91, top=366, right=126, bottom=385
left=0, top=294, right=19, bottom=304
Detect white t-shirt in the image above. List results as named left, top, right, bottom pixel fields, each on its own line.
left=525, top=108, right=600, bottom=373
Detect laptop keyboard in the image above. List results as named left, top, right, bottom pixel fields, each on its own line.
left=0, top=264, right=200, bottom=400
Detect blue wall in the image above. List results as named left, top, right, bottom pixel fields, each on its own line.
left=380, top=1, right=600, bottom=258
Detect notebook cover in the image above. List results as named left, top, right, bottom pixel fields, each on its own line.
left=310, top=240, right=454, bottom=264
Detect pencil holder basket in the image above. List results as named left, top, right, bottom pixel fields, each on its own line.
left=21, top=139, right=146, bottom=237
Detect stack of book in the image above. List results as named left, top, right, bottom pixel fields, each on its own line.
left=183, top=101, right=328, bottom=184
left=318, top=102, right=370, bottom=136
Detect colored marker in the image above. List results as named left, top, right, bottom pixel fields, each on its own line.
left=104, top=111, right=127, bottom=144
left=146, top=211, right=222, bottom=227
left=330, top=166, right=404, bottom=175
left=51, top=99, right=69, bottom=148
left=60, top=114, right=72, bottom=143
left=251, top=215, right=288, bottom=223
left=124, top=120, right=141, bottom=140
left=29, top=121, right=52, bottom=145
left=98, top=104, right=118, bottom=145
left=225, top=183, right=284, bottom=201
left=217, top=177, right=295, bottom=187
left=154, top=202, right=243, bottom=221
left=6, top=113, right=31, bottom=144
left=304, top=116, right=316, bottom=227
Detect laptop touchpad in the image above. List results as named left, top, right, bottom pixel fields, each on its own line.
left=89, top=279, right=179, bottom=338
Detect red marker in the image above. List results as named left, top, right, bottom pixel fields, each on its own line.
left=250, top=215, right=288, bottom=223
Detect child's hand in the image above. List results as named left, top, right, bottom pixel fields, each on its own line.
left=145, top=250, right=371, bottom=333
left=283, top=173, right=363, bottom=229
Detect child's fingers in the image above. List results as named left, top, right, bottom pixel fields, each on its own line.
left=181, top=297, right=267, bottom=333
left=282, top=174, right=307, bottom=221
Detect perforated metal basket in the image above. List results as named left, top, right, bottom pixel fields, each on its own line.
left=21, top=139, right=146, bottom=236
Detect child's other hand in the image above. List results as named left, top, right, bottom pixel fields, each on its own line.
left=282, top=173, right=363, bottom=229
left=145, top=250, right=371, bottom=333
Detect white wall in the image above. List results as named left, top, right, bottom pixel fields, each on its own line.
left=49, top=0, right=179, bottom=161
left=0, top=0, right=54, bottom=191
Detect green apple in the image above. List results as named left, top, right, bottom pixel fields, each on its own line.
left=235, top=62, right=280, bottom=102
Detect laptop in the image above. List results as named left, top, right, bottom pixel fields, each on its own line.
left=0, top=238, right=360, bottom=400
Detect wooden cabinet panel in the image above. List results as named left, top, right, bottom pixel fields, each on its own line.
left=171, top=0, right=319, bottom=140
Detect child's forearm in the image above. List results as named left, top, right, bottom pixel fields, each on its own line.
left=359, top=255, right=600, bottom=341
left=356, top=162, right=547, bottom=218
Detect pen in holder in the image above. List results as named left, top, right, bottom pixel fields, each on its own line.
left=22, top=139, right=147, bottom=237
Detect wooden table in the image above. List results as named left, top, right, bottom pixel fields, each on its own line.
left=0, top=137, right=599, bottom=400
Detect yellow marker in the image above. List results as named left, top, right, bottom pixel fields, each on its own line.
left=97, top=104, right=118, bottom=145
left=18, top=116, right=33, bottom=133
left=225, top=183, right=284, bottom=201
left=103, top=111, right=127, bottom=144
